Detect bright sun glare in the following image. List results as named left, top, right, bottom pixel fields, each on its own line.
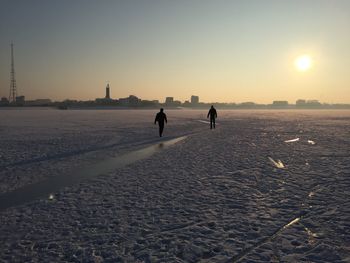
left=295, top=55, right=313, bottom=71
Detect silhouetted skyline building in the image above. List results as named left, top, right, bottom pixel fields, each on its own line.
left=306, top=100, right=321, bottom=106
left=296, top=99, right=306, bottom=106
left=272, top=101, right=288, bottom=107
left=26, top=99, right=52, bottom=106
left=296, top=99, right=321, bottom=107
left=105, top=83, right=110, bottom=99
left=165, top=97, right=174, bottom=104
left=191, top=95, right=199, bottom=104
left=0, top=97, right=9, bottom=106
left=15, top=96, right=25, bottom=106
left=119, top=95, right=140, bottom=106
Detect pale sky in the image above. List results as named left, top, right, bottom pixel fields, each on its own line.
left=0, top=0, right=349, bottom=103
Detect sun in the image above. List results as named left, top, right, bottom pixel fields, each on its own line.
left=295, top=55, right=313, bottom=71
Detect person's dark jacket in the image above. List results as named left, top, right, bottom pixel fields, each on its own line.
left=155, top=112, right=167, bottom=125
left=207, top=108, right=217, bottom=119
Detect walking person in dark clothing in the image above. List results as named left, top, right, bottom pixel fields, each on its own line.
left=154, top=108, right=167, bottom=137
left=207, top=105, right=217, bottom=129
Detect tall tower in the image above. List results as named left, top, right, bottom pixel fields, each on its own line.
left=105, top=83, right=110, bottom=99
left=9, top=42, right=17, bottom=103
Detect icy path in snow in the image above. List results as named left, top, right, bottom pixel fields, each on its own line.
left=0, top=109, right=349, bottom=262
left=0, top=136, right=187, bottom=211
left=0, top=109, right=203, bottom=194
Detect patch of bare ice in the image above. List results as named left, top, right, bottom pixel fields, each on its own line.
left=197, top=120, right=219, bottom=125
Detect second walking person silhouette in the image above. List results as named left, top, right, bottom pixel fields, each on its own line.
left=207, top=105, right=217, bottom=129
left=154, top=108, right=167, bottom=137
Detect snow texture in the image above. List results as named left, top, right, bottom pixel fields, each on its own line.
left=0, top=109, right=349, bottom=262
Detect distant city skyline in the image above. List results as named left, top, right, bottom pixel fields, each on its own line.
left=0, top=0, right=349, bottom=103
left=1, top=81, right=349, bottom=108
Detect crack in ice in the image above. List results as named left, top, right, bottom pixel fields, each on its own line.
left=227, top=214, right=304, bottom=263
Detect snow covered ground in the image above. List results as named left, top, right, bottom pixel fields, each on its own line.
left=0, top=109, right=349, bottom=262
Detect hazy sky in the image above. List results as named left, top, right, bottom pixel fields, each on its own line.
left=0, top=0, right=349, bottom=103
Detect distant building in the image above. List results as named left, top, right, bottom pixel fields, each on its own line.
left=272, top=101, right=288, bottom=107
left=296, top=99, right=306, bottom=106
left=306, top=100, right=321, bottom=106
left=191, top=95, right=199, bottom=104
left=15, top=96, right=25, bottom=106
left=63, top=99, right=78, bottom=106
left=95, top=96, right=116, bottom=105
left=26, top=99, right=52, bottom=106
left=0, top=97, right=9, bottom=106
left=173, top=100, right=182, bottom=107
left=118, top=95, right=141, bottom=106
left=95, top=83, right=113, bottom=105
left=165, top=97, right=174, bottom=104
left=296, top=99, right=321, bottom=107
left=182, top=100, right=190, bottom=107
left=128, top=95, right=140, bottom=106
left=140, top=100, right=159, bottom=107
left=105, top=83, right=111, bottom=99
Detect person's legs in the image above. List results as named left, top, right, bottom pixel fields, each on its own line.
left=159, top=124, right=164, bottom=137
left=213, top=118, right=216, bottom=129
left=210, top=119, right=213, bottom=129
